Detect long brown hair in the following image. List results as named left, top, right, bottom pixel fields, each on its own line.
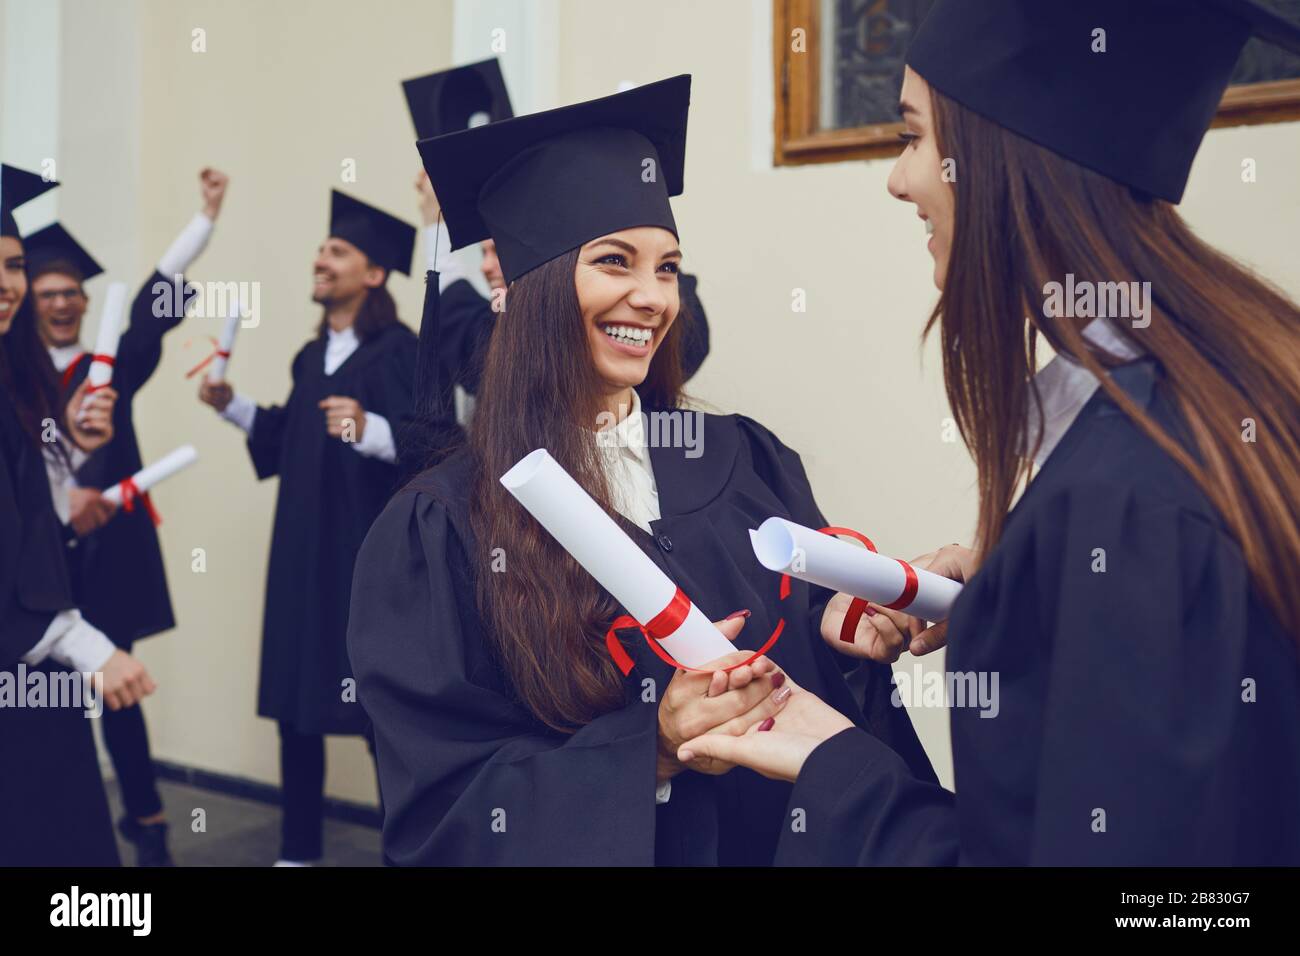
left=0, top=292, right=70, bottom=462
left=928, top=88, right=1300, bottom=641
left=468, top=247, right=688, bottom=731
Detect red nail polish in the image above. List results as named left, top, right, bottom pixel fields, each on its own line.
left=771, top=672, right=786, bottom=689
left=758, top=718, right=775, bottom=732
left=864, top=605, right=877, bottom=616
left=724, top=609, right=751, bottom=621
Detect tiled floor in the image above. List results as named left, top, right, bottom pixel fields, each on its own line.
left=105, top=777, right=383, bottom=867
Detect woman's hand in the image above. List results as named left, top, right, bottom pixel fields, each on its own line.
left=820, top=591, right=925, bottom=663
left=65, top=380, right=116, bottom=452
left=68, top=487, right=117, bottom=537
left=677, top=677, right=853, bottom=782
left=906, top=543, right=977, bottom=655
left=655, top=612, right=789, bottom=784
left=96, top=650, right=157, bottom=711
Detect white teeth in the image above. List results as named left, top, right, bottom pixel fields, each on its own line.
left=924, top=219, right=935, bottom=235
left=602, top=324, right=651, bottom=347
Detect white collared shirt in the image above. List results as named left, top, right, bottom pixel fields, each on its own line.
left=1025, top=317, right=1143, bottom=469
left=596, top=389, right=661, bottom=534
left=49, top=344, right=84, bottom=373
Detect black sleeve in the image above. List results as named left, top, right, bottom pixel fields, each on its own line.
left=111, top=271, right=194, bottom=399
left=246, top=348, right=306, bottom=480
left=0, top=407, right=73, bottom=666
left=777, top=483, right=1260, bottom=866
left=347, top=487, right=662, bottom=865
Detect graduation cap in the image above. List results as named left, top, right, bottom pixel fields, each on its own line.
left=328, top=190, right=417, bottom=276
left=907, top=0, right=1300, bottom=204
left=417, top=74, right=691, bottom=284
left=402, top=58, right=514, bottom=141
left=23, top=222, right=104, bottom=282
left=1, top=163, right=59, bottom=239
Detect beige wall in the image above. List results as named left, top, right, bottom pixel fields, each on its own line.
left=35, top=0, right=1300, bottom=804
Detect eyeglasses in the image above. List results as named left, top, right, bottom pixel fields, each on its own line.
left=36, top=289, right=85, bottom=304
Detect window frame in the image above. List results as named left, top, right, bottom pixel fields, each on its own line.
left=772, top=0, right=1300, bottom=168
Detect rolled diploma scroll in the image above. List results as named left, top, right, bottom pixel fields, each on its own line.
left=102, top=445, right=199, bottom=507
left=750, top=517, right=963, bottom=622
left=207, top=297, right=241, bottom=383
left=85, top=281, right=129, bottom=397
left=500, top=449, right=736, bottom=668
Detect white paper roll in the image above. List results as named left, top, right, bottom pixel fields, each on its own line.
left=500, top=449, right=735, bottom=668
left=103, top=445, right=199, bottom=506
left=750, top=517, right=962, bottom=622
left=207, top=297, right=241, bottom=383
left=85, top=281, right=129, bottom=392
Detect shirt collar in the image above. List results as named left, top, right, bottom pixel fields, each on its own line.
left=326, top=324, right=358, bottom=345
left=1026, top=317, right=1143, bottom=469
left=596, top=389, right=648, bottom=464
left=48, top=344, right=85, bottom=373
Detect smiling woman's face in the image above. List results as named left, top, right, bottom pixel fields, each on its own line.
left=574, top=226, right=681, bottom=394
left=888, top=66, right=955, bottom=291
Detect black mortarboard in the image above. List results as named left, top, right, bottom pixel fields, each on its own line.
left=23, top=222, right=104, bottom=282
left=417, top=74, right=690, bottom=284
left=907, top=0, right=1300, bottom=204
left=402, top=58, right=514, bottom=141
left=328, top=190, right=417, bottom=276
left=1, top=163, right=59, bottom=239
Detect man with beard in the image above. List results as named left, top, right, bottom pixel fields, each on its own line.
left=199, top=190, right=416, bottom=865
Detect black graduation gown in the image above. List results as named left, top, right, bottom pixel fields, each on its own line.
left=347, top=410, right=935, bottom=865
left=775, top=360, right=1300, bottom=866
left=438, top=271, right=712, bottom=397
left=249, top=321, right=415, bottom=735
left=62, top=271, right=193, bottom=646
left=0, top=388, right=119, bottom=867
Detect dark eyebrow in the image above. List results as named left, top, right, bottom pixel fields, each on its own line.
left=898, top=99, right=920, bottom=119
left=660, top=249, right=682, bottom=261
left=589, top=237, right=637, bottom=255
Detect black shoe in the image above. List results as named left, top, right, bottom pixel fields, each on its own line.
left=117, top=816, right=175, bottom=867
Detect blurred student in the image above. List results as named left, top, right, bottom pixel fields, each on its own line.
left=27, top=167, right=228, bottom=865
left=0, top=163, right=155, bottom=866
left=199, top=191, right=416, bottom=865
left=675, top=0, right=1300, bottom=866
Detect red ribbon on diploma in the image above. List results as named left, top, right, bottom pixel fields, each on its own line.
left=118, top=478, right=162, bottom=527
left=602, top=524, right=921, bottom=677
left=808, top=526, right=919, bottom=643
left=60, top=352, right=115, bottom=392
left=603, top=586, right=785, bottom=677
left=184, top=336, right=229, bottom=379
left=84, top=355, right=116, bottom=393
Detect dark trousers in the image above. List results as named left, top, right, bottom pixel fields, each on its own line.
left=100, top=643, right=164, bottom=821
left=278, top=722, right=326, bottom=861
left=277, top=721, right=386, bottom=863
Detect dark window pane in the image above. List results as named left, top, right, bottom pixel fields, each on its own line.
left=821, top=0, right=936, bottom=130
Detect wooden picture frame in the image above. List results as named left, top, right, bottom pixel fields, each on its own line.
left=774, top=0, right=1300, bottom=168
